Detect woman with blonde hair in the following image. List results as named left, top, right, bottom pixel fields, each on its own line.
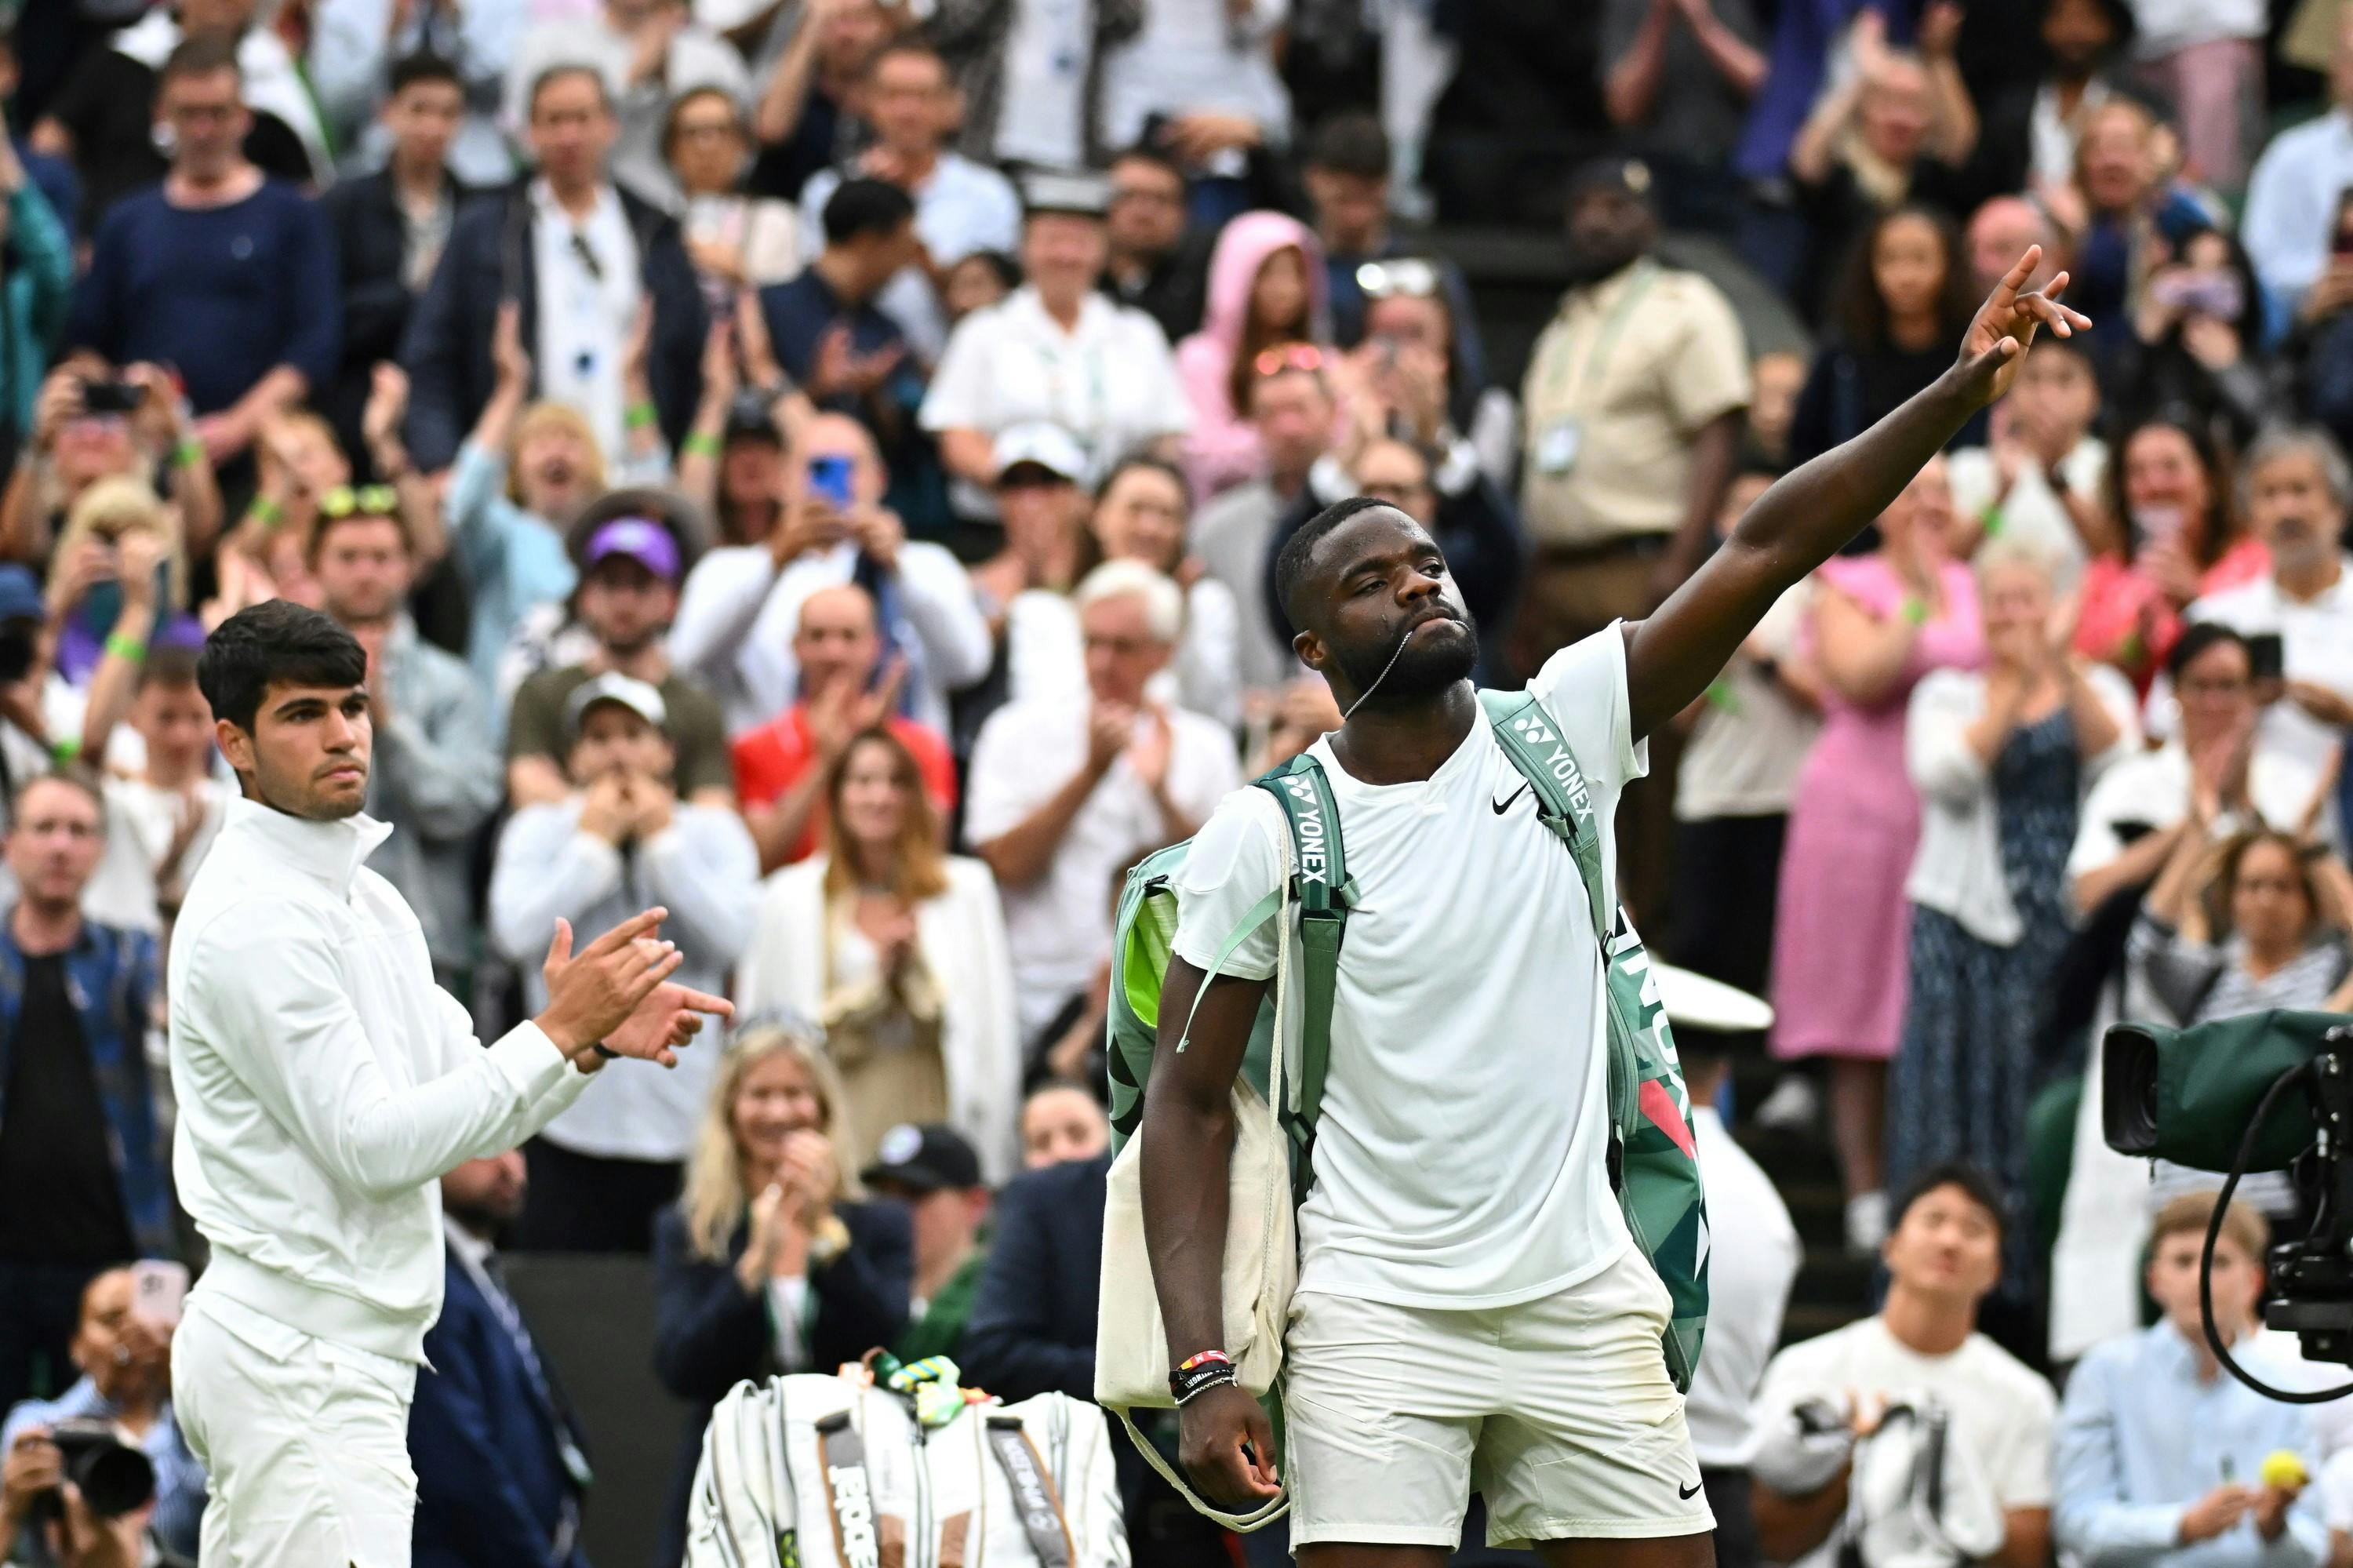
left=47, top=476, right=198, bottom=688
left=651, top=1024, right=911, bottom=1565
left=737, top=726, right=1020, bottom=1179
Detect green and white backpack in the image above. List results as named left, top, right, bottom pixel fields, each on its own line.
left=1090, top=686, right=1711, bottom=1530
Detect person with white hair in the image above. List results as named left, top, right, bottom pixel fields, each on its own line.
left=965, top=558, right=1242, bottom=1039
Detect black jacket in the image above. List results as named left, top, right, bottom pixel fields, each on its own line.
left=323, top=168, right=472, bottom=464
left=961, top=1152, right=1107, bottom=1404
left=649, top=1198, right=911, bottom=1566
left=398, top=179, right=709, bottom=470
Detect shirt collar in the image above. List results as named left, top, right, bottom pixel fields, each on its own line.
left=224, top=796, right=393, bottom=898
left=1013, top=284, right=1106, bottom=340
left=529, top=177, right=619, bottom=230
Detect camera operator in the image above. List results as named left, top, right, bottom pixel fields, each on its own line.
left=0, top=364, right=220, bottom=569
left=2055, top=1194, right=2328, bottom=1568
left=1, top=1266, right=204, bottom=1565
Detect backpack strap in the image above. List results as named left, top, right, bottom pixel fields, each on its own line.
left=984, top=1414, right=1076, bottom=1568
left=813, top=1409, right=883, bottom=1568
left=1253, top=753, right=1351, bottom=1198
left=1477, top=688, right=1611, bottom=941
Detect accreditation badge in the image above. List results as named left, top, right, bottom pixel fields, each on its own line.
left=1535, top=418, right=1582, bottom=475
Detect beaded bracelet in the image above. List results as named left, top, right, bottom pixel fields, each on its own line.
left=1169, top=1349, right=1236, bottom=1405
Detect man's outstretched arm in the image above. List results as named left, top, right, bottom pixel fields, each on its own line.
left=1621, top=248, right=2089, bottom=739
left=1139, top=959, right=1281, bottom=1508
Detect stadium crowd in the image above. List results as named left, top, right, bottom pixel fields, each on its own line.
left=1, top=0, right=2353, bottom=1564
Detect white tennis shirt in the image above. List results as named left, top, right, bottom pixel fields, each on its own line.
left=1172, top=627, right=1646, bottom=1308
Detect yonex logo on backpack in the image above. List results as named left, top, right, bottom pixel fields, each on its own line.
left=1281, top=775, right=1330, bottom=885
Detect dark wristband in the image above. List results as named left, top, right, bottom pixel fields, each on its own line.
left=591, top=1043, right=619, bottom=1060
left=1169, top=1350, right=1235, bottom=1404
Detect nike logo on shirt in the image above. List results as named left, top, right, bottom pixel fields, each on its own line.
left=1493, top=782, right=1529, bottom=815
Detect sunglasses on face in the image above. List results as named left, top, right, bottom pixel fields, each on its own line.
left=318, top=485, right=401, bottom=519
left=1253, top=343, right=1327, bottom=379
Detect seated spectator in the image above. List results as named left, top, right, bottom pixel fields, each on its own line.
left=313, top=493, right=501, bottom=983
left=2183, top=427, right=2353, bottom=777
left=68, top=35, right=339, bottom=474
left=1358, top=256, right=1519, bottom=493
left=928, top=0, right=1136, bottom=176
left=1245, top=675, right=1344, bottom=775
left=670, top=413, right=988, bottom=736
left=961, top=1142, right=1227, bottom=1563
left=860, top=1122, right=991, bottom=1364
left=676, top=369, right=800, bottom=551
left=922, top=172, right=1191, bottom=523
left=0, top=364, right=221, bottom=569
left=1787, top=17, right=1979, bottom=313
left=0, top=1267, right=204, bottom=1565
left=33, top=0, right=325, bottom=230
left=1195, top=354, right=1335, bottom=698
left=2064, top=98, right=2224, bottom=369
left=1964, top=195, right=2062, bottom=299
left=2244, top=9, right=2353, bottom=311
left=798, top=39, right=1020, bottom=365
left=504, top=0, right=748, bottom=209
left=1751, top=1164, right=2056, bottom=1568
left=669, top=86, right=804, bottom=305
left=1100, top=0, right=1290, bottom=227
left=1889, top=536, right=2137, bottom=1287
left=1303, top=111, right=1486, bottom=380
left=1019, top=1082, right=1108, bottom=1170
left=944, top=249, right=1018, bottom=328
left=1947, top=339, right=2107, bottom=577
left=2071, top=624, right=2333, bottom=918
left=756, top=177, right=924, bottom=453
left=0, top=133, right=69, bottom=472
left=651, top=1027, right=911, bottom=1565
left=732, top=584, right=955, bottom=871
left=505, top=514, right=736, bottom=808
left=1969, top=0, right=2146, bottom=203
left=42, top=484, right=193, bottom=716
left=1600, top=0, right=1766, bottom=235
left=1668, top=469, right=1820, bottom=1010
left=1682, top=1029, right=1799, bottom=1568
left=1174, top=212, right=1329, bottom=502
left=2294, top=191, right=2353, bottom=454
left=1101, top=145, right=1211, bottom=345
left=1746, top=349, right=1807, bottom=468
left=412, top=1150, right=593, bottom=1568
left=452, top=310, right=664, bottom=702
left=2055, top=1194, right=2328, bottom=1568
left=200, top=412, right=345, bottom=628
left=492, top=672, right=758, bottom=1251
left=0, top=776, right=171, bottom=1420
left=402, top=64, right=707, bottom=471
left=2110, top=227, right=2282, bottom=446
left=310, top=0, right=521, bottom=187
left=747, top=0, right=891, bottom=202
left=1789, top=206, right=1986, bottom=468
left=736, top=725, right=1017, bottom=1176
left=1265, top=436, right=1524, bottom=686
left=322, top=55, right=475, bottom=469
left=80, top=648, right=234, bottom=938
left=2074, top=413, right=2266, bottom=689
left=967, top=561, right=1240, bottom=1039
left=1083, top=457, right=1240, bottom=728
left=963, top=424, right=1093, bottom=725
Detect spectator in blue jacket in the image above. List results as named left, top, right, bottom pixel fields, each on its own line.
left=0, top=133, right=72, bottom=471
left=412, top=1149, right=593, bottom=1568
left=399, top=64, right=707, bottom=473
left=0, top=774, right=171, bottom=1421
left=650, top=1027, right=909, bottom=1567
left=67, top=35, right=340, bottom=474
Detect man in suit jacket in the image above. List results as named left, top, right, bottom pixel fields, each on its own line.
left=399, top=64, right=705, bottom=472
left=322, top=53, right=475, bottom=468
left=411, top=1148, right=594, bottom=1568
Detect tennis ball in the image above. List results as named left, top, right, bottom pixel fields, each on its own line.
left=2262, top=1451, right=2309, bottom=1491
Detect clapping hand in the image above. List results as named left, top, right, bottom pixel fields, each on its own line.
left=536, top=908, right=723, bottom=1064
left=1953, top=247, right=2090, bottom=409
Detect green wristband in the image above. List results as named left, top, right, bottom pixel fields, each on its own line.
left=1978, top=504, right=2005, bottom=539
left=173, top=438, right=205, bottom=470
left=49, top=737, right=80, bottom=764
left=104, top=631, right=147, bottom=664
left=624, top=402, right=658, bottom=431
left=249, top=497, right=285, bottom=530
left=682, top=431, right=722, bottom=459
left=1901, top=595, right=1929, bottom=626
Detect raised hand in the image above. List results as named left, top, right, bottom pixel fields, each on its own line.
left=1954, top=246, right=2090, bottom=409
left=492, top=300, right=533, bottom=391
left=604, top=972, right=732, bottom=1069
left=536, top=908, right=687, bottom=1059
left=362, top=363, right=410, bottom=457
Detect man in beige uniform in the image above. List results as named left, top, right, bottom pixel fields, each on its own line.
left=1517, top=155, right=1750, bottom=916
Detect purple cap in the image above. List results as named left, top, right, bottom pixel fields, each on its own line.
left=582, top=518, right=682, bottom=584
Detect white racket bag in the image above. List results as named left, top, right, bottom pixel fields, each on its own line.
left=683, top=1370, right=1129, bottom=1568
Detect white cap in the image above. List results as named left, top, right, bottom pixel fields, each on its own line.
left=1652, top=961, right=1775, bottom=1035
left=992, top=422, right=1089, bottom=486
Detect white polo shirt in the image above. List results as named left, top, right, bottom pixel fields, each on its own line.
left=1169, top=628, right=1647, bottom=1309
left=2187, top=561, right=2353, bottom=777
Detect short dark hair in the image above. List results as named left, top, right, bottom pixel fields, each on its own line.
left=822, top=176, right=916, bottom=247
left=388, top=52, right=462, bottom=98
left=867, top=36, right=947, bottom=82
left=307, top=504, right=413, bottom=567
left=198, top=602, right=365, bottom=735
left=1306, top=111, right=1389, bottom=180
left=1274, top=494, right=1394, bottom=634
left=955, top=249, right=1021, bottom=293
left=1111, top=142, right=1184, bottom=183
left=2166, top=620, right=2253, bottom=682
left=136, top=643, right=203, bottom=695
left=15, top=768, right=106, bottom=828
left=661, top=84, right=740, bottom=157
left=528, top=63, right=609, bottom=119
left=1889, top=1161, right=2008, bottom=1243
left=161, top=31, right=242, bottom=92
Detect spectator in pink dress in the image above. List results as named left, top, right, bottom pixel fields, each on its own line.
left=1769, top=455, right=1986, bottom=1254
left=1173, top=211, right=1329, bottom=503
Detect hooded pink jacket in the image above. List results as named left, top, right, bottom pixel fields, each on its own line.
left=1174, top=211, right=1331, bottom=502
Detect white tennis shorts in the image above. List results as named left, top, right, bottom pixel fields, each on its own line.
left=172, top=1290, right=420, bottom=1568
left=1282, top=1242, right=1715, bottom=1551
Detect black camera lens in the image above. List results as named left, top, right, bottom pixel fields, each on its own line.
left=49, top=1419, right=155, bottom=1518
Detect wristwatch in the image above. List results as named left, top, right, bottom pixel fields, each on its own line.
left=809, top=1214, right=852, bottom=1266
